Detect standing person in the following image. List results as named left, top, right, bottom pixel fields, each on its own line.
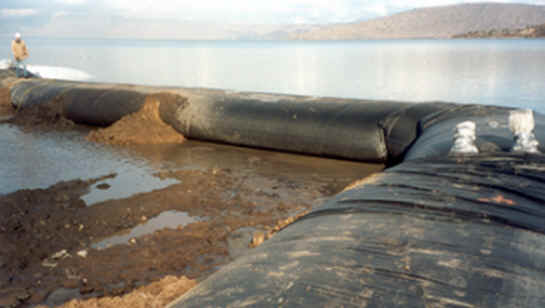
left=11, top=32, right=29, bottom=78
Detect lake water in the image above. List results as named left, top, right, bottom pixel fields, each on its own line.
left=2, top=38, right=545, bottom=113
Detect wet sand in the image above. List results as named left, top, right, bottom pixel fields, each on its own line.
left=87, top=93, right=186, bottom=145
left=0, top=84, right=383, bottom=307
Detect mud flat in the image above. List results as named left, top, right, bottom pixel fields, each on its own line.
left=1, top=166, right=379, bottom=307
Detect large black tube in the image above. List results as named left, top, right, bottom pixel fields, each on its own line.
left=168, top=154, right=545, bottom=307
left=165, top=91, right=413, bottom=162
left=10, top=79, right=77, bottom=109
left=9, top=79, right=147, bottom=126
left=7, top=76, right=453, bottom=163
left=61, top=87, right=146, bottom=126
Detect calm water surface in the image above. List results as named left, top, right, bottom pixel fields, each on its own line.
left=2, top=38, right=544, bottom=112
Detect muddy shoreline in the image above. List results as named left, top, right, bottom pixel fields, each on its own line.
left=1, top=85, right=382, bottom=307
left=1, top=167, right=338, bottom=307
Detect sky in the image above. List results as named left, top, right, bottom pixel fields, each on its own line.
left=2, top=0, right=545, bottom=38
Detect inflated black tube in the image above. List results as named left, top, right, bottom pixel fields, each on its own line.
left=8, top=77, right=453, bottom=162
left=61, top=87, right=146, bottom=126
left=404, top=104, right=545, bottom=160
left=10, top=79, right=77, bottom=109
left=10, top=80, right=147, bottom=126
left=168, top=154, right=545, bottom=307
left=165, top=92, right=417, bottom=162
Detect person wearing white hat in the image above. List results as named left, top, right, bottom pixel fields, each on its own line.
left=11, top=32, right=29, bottom=78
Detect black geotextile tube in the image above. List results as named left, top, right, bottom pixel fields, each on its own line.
left=10, top=79, right=147, bottom=126
left=168, top=154, right=545, bottom=308
left=164, top=91, right=440, bottom=163
left=404, top=104, right=545, bottom=161
left=10, top=79, right=77, bottom=109
left=60, top=87, right=146, bottom=126
left=8, top=77, right=455, bottom=162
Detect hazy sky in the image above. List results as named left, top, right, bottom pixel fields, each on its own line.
left=2, top=0, right=545, bottom=38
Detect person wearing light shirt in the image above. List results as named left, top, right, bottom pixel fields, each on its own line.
left=11, top=32, right=29, bottom=78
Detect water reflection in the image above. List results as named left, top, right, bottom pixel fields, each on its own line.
left=0, top=124, right=178, bottom=198
left=124, top=140, right=381, bottom=187
left=91, top=210, right=198, bottom=250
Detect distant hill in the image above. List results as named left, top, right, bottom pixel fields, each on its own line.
left=269, top=3, right=545, bottom=40
left=25, top=2, right=545, bottom=40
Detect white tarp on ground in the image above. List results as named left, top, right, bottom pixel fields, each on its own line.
left=0, top=59, right=92, bottom=81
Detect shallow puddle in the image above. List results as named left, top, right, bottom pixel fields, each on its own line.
left=0, top=124, right=179, bottom=204
left=81, top=171, right=179, bottom=205
left=91, top=210, right=198, bottom=250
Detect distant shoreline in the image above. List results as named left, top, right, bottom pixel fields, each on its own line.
left=452, top=24, right=545, bottom=39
